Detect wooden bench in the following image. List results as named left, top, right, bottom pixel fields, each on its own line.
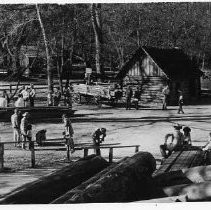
left=153, top=147, right=205, bottom=176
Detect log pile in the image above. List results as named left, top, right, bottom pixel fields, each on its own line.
left=52, top=152, right=156, bottom=203
left=0, top=155, right=109, bottom=204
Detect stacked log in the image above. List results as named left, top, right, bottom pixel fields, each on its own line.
left=0, top=155, right=109, bottom=204
left=52, top=152, right=156, bottom=203
left=149, top=165, right=211, bottom=202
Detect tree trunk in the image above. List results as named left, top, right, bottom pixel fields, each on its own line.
left=54, top=152, right=156, bottom=203
left=36, top=4, right=53, bottom=93
left=0, top=155, right=109, bottom=204
left=91, top=3, right=104, bottom=80
left=52, top=157, right=129, bottom=204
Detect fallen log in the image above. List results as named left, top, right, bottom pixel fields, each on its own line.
left=0, top=155, right=109, bottom=204
left=55, top=152, right=156, bottom=203
left=52, top=157, right=130, bottom=203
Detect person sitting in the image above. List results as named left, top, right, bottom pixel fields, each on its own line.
left=202, top=132, right=211, bottom=151
left=92, top=128, right=106, bottom=156
left=183, top=126, right=192, bottom=146
left=15, top=94, right=25, bottom=107
left=160, top=124, right=184, bottom=158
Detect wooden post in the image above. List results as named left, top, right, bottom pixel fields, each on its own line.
left=66, top=145, right=70, bottom=161
left=30, top=142, right=35, bottom=168
left=0, top=143, right=4, bottom=171
left=109, top=147, right=113, bottom=163
left=9, top=84, right=12, bottom=94
left=135, top=146, right=139, bottom=153
left=84, top=148, right=88, bottom=158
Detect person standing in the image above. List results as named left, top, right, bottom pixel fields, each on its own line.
left=177, top=90, right=184, bottom=114
left=62, top=114, right=74, bottom=153
left=0, top=92, right=7, bottom=107
left=20, top=112, right=30, bottom=149
left=125, top=85, right=133, bottom=110
left=162, top=85, right=170, bottom=110
left=92, top=128, right=106, bottom=156
left=21, top=86, right=29, bottom=107
left=47, top=90, right=53, bottom=106
left=26, top=124, right=33, bottom=150
left=134, top=87, right=141, bottom=110
left=11, top=109, right=21, bottom=147
left=53, top=87, right=61, bottom=106
left=29, top=84, right=36, bottom=107
left=3, top=90, right=9, bottom=106
left=183, top=126, right=192, bottom=146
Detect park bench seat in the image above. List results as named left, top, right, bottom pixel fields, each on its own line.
left=153, top=147, right=205, bottom=176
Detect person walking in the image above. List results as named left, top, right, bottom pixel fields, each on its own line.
left=133, top=87, right=141, bottom=110
left=20, top=112, right=30, bottom=149
left=125, top=85, right=133, bottom=110
left=92, top=128, right=106, bottom=156
left=177, top=90, right=184, bottom=114
left=11, top=109, right=21, bottom=147
left=162, top=85, right=170, bottom=110
left=29, top=84, right=36, bottom=107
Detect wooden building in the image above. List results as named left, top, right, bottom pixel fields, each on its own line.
left=116, top=46, right=202, bottom=106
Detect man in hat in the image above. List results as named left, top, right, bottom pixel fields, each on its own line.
left=11, top=108, right=21, bottom=147
left=160, top=124, right=184, bottom=158
left=92, top=128, right=106, bottom=156
left=20, top=112, right=30, bottom=149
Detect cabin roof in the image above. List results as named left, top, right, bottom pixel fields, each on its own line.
left=116, top=46, right=202, bottom=80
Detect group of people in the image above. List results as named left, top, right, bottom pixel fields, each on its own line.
left=47, top=85, right=73, bottom=107
left=162, top=85, right=185, bottom=114
left=15, top=84, right=36, bottom=108
left=62, top=113, right=107, bottom=156
left=109, top=85, right=141, bottom=110
left=11, top=109, right=32, bottom=149
left=160, top=124, right=192, bottom=158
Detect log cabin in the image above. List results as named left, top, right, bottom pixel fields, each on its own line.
left=116, top=46, right=202, bottom=106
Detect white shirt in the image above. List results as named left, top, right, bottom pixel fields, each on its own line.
left=15, top=98, right=25, bottom=107
left=21, top=90, right=29, bottom=100
left=0, top=97, right=7, bottom=107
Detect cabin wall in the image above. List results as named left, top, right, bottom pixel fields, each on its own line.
left=122, top=54, right=200, bottom=106
left=122, top=55, right=168, bottom=106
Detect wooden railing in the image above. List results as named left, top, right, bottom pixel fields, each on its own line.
left=0, top=139, right=140, bottom=171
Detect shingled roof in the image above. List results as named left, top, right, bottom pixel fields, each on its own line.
left=116, top=46, right=202, bottom=80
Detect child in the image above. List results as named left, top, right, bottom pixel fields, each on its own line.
left=177, top=91, right=184, bottom=114
left=183, top=126, right=192, bottom=146
left=26, top=124, right=33, bottom=150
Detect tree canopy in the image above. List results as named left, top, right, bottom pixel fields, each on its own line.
left=0, top=2, right=211, bottom=77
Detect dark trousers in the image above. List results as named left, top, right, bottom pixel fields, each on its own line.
left=178, top=103, right=184, bottom=114
left=160, top=144, right=172, bottom=158
left=126, top=97, right=131, bottom=110
left=29, top=97, right=34, bottom=107
left=134, top=100, right=139, bottom=110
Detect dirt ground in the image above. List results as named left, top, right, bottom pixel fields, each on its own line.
left=0, top=103, right=210, bottom=170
